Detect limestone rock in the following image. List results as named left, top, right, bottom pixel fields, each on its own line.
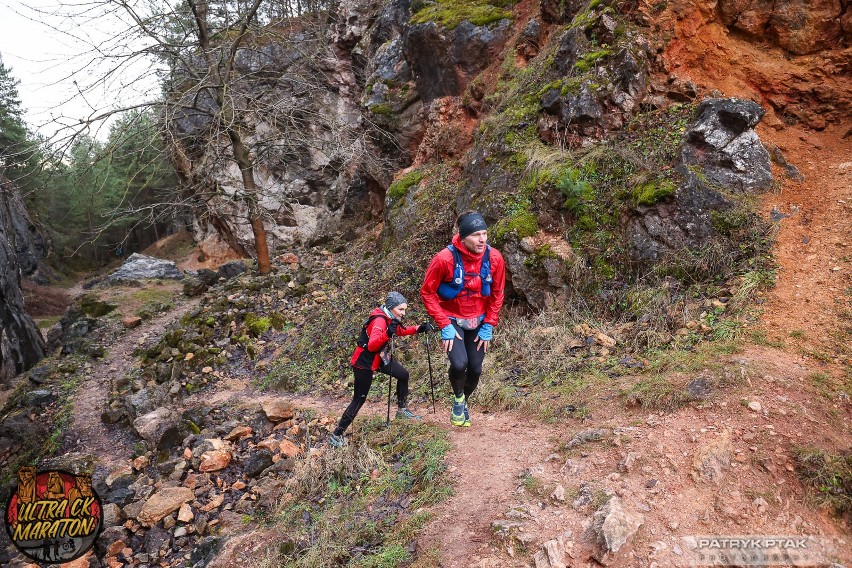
left=692, top=431, right=733, bottom=484
left=262, top=400, right=295, bottom=422
left=177, top=503, right=194, bottom=523
left=224, top=425, right=253, bottom=442
left=199, top=450, right=232, bottom=472
left=138, top=487, right=195, bottom=526
left=591, top=496, right=644, bottom=554
left=279, top=439, right=301, bottom=458
left=133, top=408, right=181, bottom=448
left=681, top=98, right=773, bottom=193
left=105, top=253, right=184, bottom=285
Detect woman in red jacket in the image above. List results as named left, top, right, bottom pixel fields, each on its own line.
left=329, top=292, right=432, bottom=447
left=420, top=211, right=506, bottom=427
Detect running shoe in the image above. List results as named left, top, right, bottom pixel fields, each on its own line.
left=451, top=395, right=466, bottom=426
left=396, top=407, right=421, bottom=420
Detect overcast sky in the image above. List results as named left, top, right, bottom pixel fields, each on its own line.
left=0, top=0, right=161, bottom=141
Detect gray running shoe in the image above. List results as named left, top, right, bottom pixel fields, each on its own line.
left=396, top=407, right=422, bottom=420
left=329, top=433, right=344, bottom=448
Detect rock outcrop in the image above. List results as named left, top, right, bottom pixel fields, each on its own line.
left=0, top=181, right=45, bottom=384
left=717, top=0, right=848, bottom=55
left=681, top=98, right=773, bottom=193
left=4, top=185, right=52, bottom=284
left=105, top=253, right=185, bottom=285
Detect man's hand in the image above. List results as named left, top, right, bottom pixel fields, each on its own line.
left=476, top=323, right=493, bottom=352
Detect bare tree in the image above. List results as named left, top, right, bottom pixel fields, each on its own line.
left=24, top=0, right=359, bottom=274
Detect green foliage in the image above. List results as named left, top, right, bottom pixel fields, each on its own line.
left=573, top=48, right=613, bottom=73
left=524, top=244, right=558, bottom=272
left=491, top=196, right=538, bottom=243
left=410, top=0, right=514, bottom=30
left=632, top=179, right=675, bottom=206
left=369, top=103, right=394, bottom=117
left=0, top=55, right=46, bottom=197
left=557, top=167, right=595, bottom=213
left=245, top=313, right=273, bottom=336
left=710, top=207, right=752, bottom=236
left=79, top=294, right=117, bottom=317
left=27, top=109, right=179, bottom=268
left=387, top=170, right=424, bottom=203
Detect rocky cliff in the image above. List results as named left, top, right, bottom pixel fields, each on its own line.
left=0, top=180, right=46, bottom=384
left=164, top=0, right=848, bottom=309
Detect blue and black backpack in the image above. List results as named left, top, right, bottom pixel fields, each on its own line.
left=437, top=244, right=492, bottom=300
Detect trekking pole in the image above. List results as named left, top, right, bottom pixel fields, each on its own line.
left=425, top=332, right=436, bottom=414
left=386, top=337, right=395, bottom=426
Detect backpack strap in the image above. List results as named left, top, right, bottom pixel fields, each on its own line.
left=356, top=314, right=387, bottom=349
left=480, top=245, right=492, bottom=297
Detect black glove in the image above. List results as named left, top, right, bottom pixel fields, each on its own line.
left=387, top=320, right=400, bottom=338
left=417, top=321, right=435, bottom=333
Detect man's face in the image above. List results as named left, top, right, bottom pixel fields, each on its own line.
left=461, top=230, right=488, bottom=254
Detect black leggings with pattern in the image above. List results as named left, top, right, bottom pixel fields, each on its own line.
left=447, top=321, right=486, bottom=399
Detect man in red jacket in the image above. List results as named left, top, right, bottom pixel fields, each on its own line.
left=329, top=292, right=433, bottom=447
left=421, top=211, right=506, bottom=427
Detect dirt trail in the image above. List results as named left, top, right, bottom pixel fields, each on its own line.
left=756, top=122, right=852, bottom=357
left=63, top=297, right=200, bottom=471
left=415, top=411, right=558, bottom=566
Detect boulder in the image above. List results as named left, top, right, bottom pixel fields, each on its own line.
left=590, top=496, right=644, bottom=554
left=198, top=449, right=232, bottom=472
left=217, top=261, right=247, bottom=280
left=262, top=400, right=295, bottom=422
left=244, top=450, right=274, bottom=478
left=626, top=167, right=734, bottom=262
left=104, top=253, right=184, bottom=285
left=133, top=407, right=181, bottom=448
left=681, top=98, right=773, bottom=192
left=138, top=486, right=195, bottom=526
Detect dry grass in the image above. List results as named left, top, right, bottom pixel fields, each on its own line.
left=793, top=447, right=852, bottom=518
left=21, top=279, right=73, bottom=317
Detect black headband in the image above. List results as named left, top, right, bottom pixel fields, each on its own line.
left=458, top=213, right=487, bottom=239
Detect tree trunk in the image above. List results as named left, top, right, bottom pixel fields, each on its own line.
left=250, top=210, right=271, bottom=275
left=229, top=131, right=271, bottom=275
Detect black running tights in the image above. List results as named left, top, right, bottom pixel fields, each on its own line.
left=447, top=323, right=487, bottom=399
left=334, top=361, right=409, bottom=435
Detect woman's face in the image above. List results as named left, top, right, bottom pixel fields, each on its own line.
left=390, top=303, right=407, bottom=320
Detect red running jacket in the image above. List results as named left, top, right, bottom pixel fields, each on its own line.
left=350, top=307, right=418, bottom=370
left=420, top=234, right=506, bottom=330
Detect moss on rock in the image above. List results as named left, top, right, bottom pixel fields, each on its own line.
left=411, top=0, right=514, bottom=30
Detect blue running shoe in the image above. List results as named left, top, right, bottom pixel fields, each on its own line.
left=463, top=402, right=471, bottom=427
